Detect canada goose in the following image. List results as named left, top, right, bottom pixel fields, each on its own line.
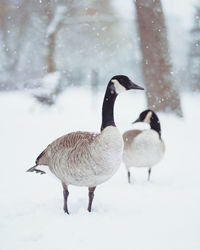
left=123, top=110, right=165, bottom=183
left=27, top=75, right=144, bottom=213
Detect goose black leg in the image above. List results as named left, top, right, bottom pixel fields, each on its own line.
left=62, top=183, right=69, bottom=214
left=128, top=171, right=131, bottom=184
left=88, top=186, right=96, bottom=212
left=148, top=168, right=151, bottom=181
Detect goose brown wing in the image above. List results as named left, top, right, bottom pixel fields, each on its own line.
left=36, top=131, right=98, bottom=165
left=123, top=130, right=142, bottom=150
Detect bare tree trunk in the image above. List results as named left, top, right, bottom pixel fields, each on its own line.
left=44, top=5, right=67, bottom=73
left=135, top=0, right=182, bottom=116
left=47, top=33, right=56, bottom=73
left=188, top=5, right=200, bottom=91
left=0, top=0, right=29, bottom=72
left=91, top=69, right=99, bottom=93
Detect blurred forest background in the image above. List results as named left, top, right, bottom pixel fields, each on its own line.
left=0, top=0, right=199, bottom=115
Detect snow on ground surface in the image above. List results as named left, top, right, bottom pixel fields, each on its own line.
left=1, top=88, right=200, bottom=250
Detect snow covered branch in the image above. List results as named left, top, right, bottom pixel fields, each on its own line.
left=46, top=5, right=67, bottom=36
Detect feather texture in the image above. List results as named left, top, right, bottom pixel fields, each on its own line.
left=123, top=129, right=165, bottom=168
left=36, top=126, right=123, bottom=187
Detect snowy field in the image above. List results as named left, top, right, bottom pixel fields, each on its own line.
left=1, top=88, right=200, bottom=250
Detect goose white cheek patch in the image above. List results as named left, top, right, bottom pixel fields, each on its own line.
left=111, top=79, right=126, bottom=94
left=144, top=111, right=152, bottom=124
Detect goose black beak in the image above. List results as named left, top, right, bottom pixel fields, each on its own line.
left=129, top=80, right=144, bottom=90
left=132, top=118, right=141, bottom=124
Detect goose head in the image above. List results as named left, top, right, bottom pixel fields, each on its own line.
left=109, top=75, right=144, bottom=95
left=132, top=110, right=158, bottom=124
left=101, top=75, right=144, bottom=131
left=132, top=109, right=161, bottom=136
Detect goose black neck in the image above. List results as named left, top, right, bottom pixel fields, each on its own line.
left=101, top=83, right=117, bottom=131
left=150, top=119, right=161, bottom=138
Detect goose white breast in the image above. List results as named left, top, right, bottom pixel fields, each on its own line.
left=123, top=129, right=164, bottom=168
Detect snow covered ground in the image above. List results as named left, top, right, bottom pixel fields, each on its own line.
left=1, top=88, right=200, bottom=250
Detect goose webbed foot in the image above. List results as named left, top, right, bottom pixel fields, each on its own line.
left=88, top=186, right=96, bottom=212
left=26, top=166, right=46, bottom=175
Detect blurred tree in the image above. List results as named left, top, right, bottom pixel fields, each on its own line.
left=69, top=0, right=116, bottom=89
left=0, top=0, right=30, bottom=72
left=188, top=5, right=200, bottom=91
left=46, top=5, right=67, bottom=73
left=90, top=69, right=99, bottom=93
left=34, top=0, right=68, bottom=73
left=59, top=0, right=133, bottom=87
left=32, top=0, right=68, bottom=105
left=135, top=0, right=182, bottom=116
left=0, top=0, right=140, bottom=98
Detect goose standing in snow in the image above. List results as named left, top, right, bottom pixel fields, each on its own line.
left=27, top=75, right=144, bottom=213
left=123, top=110, right=165, bottom=183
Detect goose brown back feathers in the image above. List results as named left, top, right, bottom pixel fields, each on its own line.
left=36, top=131, right=98, bottom=166
left=123, top=130, right=142, bottom=150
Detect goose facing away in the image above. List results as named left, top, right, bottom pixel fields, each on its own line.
left=27, top=75, right=144, bottom=213
left=123, top=110, right=165, bottom=183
